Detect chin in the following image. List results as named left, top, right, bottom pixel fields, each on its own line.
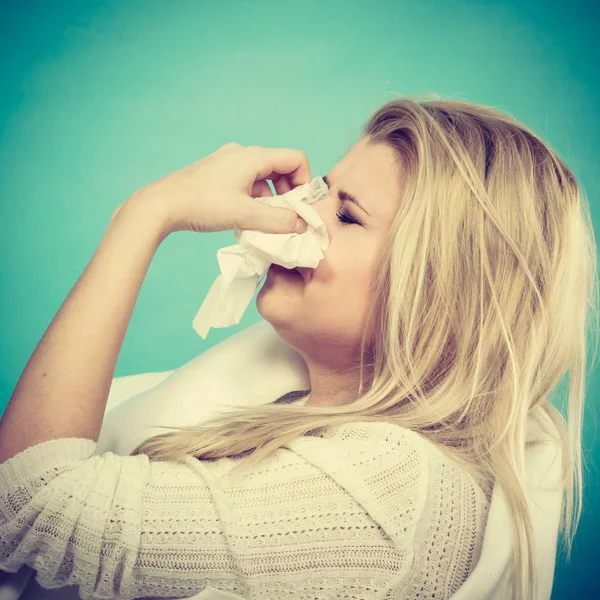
left=256, top=298, right=287, bottom=325
left=256, top=291, right=298, bottom=331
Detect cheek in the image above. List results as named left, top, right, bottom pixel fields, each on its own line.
left=322, top=242, right=378, bottom=281
left=305, top=248, right=379, bottom=341
left=310, top=244, right=379, bottom=307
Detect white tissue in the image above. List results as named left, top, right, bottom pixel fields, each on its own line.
left=192, top=176, right=330, bottom=339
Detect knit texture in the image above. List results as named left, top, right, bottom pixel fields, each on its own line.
left=0, top=417, right=491, bottom=600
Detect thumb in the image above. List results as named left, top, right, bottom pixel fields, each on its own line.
left=246, top=202, right=307, bottom=234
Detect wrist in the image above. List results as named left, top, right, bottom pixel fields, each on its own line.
left=118, top=190, right=174, bottom=244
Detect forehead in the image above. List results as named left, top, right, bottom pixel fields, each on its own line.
left=327, top=138, right=403, bottom=222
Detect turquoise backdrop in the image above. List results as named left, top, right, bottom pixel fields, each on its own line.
left=0, top=1, right=598, bottom=597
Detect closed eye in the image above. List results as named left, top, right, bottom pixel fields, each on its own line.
left=336, top=210, right=361, bottom=225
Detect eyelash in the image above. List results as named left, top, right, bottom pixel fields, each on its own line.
left=336, top=210, right=360, bottom=226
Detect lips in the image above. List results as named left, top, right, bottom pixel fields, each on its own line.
left=270, top=264, right=307, bottom=281
left=294, top=267, right=308, bottom=281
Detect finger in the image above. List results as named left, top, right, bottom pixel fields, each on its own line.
left=246, top=146, right=312, bottom=187
left=250, top=180, right=273, bottom=198
left=268, top=173, right=293, bottom=195
left=253, top=172, right=293, bottom=196
left=241, top=197, right=305, bottom=234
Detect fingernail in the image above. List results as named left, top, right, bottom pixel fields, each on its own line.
left=294, top=217, right=305, bottom=233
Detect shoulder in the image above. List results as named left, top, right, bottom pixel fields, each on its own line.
left=294, top=420, right=492, bottom=511
left=279, top=422, right=430, bottom=543
left=288, top=420, right=432, bottom=486
left=305, top=419, right=427, bottom=447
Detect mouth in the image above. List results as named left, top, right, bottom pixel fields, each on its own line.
left=291, top=266, right=309, bottom=281
left=271, top=264, right=306, bottom=280
left=294, top=267, right=309, bottom=281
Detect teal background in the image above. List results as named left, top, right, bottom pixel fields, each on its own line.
left=0, top=0, right=598, bottom=596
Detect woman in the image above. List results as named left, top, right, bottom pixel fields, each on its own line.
left=0, top=96, right=596, bottom=600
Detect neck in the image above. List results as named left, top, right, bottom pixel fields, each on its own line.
left=302, top=356, right=373, bottom=407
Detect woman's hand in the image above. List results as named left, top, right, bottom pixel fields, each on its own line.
left=115, top=142, right=312, bottom=238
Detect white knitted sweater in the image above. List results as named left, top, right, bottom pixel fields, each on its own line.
left=0, top=412, right=491, bottom=600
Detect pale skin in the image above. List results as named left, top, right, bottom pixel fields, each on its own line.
left=0, top=143, right=312, bottom=463
left=258, top=137, right=403, bottom=407
left=0, top=139, right=404, bottom=462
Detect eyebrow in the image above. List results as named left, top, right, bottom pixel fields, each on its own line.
left=323, top=174, right=372, bottom=218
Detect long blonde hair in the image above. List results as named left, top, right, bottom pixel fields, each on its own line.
left=132, top=94, right=599, bottom=600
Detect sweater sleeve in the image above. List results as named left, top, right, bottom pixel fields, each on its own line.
left=0, top=423, right=486, bottom=600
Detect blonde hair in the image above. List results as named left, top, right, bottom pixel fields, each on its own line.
left=132, top=94, right=599, bottom=599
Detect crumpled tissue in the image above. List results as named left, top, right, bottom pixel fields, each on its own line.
left=192, top=176, right=330, bottom=338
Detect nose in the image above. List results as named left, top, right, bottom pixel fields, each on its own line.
left=312, top=193, right=335, bottom=228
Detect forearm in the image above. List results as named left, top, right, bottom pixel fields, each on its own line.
left=0, top=196, right=167, bottom=463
